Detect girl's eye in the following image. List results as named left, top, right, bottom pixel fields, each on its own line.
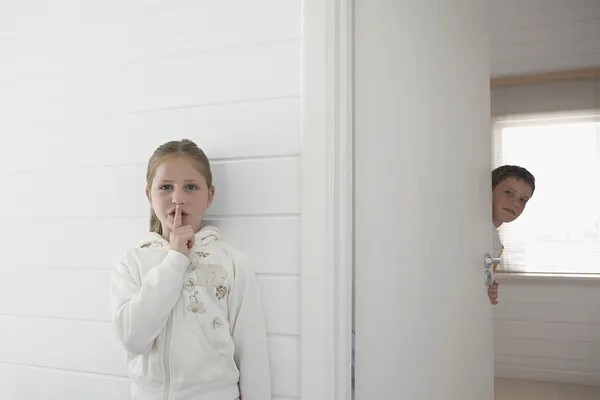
left=520, top=198, right=528, bottom=204
left=159, top=184, right=172, bottom=191
left=504, top=190, right=514, bottom=196
left=185, top=184, right=198, bottom=191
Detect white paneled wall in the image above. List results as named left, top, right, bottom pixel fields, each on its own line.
left=491, top=0, right=600, bottom=76
left=495, top=278, right=600, bottom=386
left=0, top=1, right=301, bottom=399
left=495, top=378, right=600, bottom=400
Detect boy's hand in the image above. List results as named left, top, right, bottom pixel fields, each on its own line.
left=488, top=281, right=499, bottom=305
left=169, top=205, right=195, bottom=257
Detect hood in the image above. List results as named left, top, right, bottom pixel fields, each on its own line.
left=139, top=225, right=223, bottom=249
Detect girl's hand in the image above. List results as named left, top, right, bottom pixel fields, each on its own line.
left=488, top=281, right=499, bottom=305
left=169, top=205, right=195, bottom=257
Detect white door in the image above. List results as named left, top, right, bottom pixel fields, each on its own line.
left=353, top=0, right=494, bottom=399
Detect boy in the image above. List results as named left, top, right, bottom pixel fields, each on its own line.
left=487, top=165, right=535, bottom=305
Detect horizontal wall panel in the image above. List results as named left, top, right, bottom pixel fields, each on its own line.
left=0, top=0, right=199, bottom=38
left=0, top=158, right=300, bottom=218
left=0, top=218, right=147, bottom=269
left=205, top=217, right=300, bottom=275
left=0, top=268, right=112, bottom=322
left=0, top=316, right=127, bottom=376
left=492, top=53, right=600, bottom=77
left=0, top=97, right=301, bottom=172
left=269, top=335, right=299, bottom=398
left=495, top=337, right=600, bottom=362
left=495, top=365, right=600, bottom=387
left=491, top=1, right=600, bottom=30
left=209, top=158, right=300, bottom=216
left=0, top=0, right=301, bottom=78
left=492, top=18, right=600, bottom=48
left=0, top=363, right=129, bottom=400
left=492, top=35, right=600, bottom=64
left=0, top=40, right=300, bottom=122
left=496, top=280, right=600, bottom=306
left=496, top=354, right=600, bottom=376
left=494, top=302, right=600, bottom=324
left=257, top=276, right=299, bottom=335
left=495, top=320, right=600, bottom=343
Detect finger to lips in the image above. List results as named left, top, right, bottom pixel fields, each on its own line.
left=174, top=205, right=182, bottom=228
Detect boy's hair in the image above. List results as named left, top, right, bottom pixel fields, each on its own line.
left=492, top=165, right=535, bottom=194
left=146, top=139, right=213, bottom=235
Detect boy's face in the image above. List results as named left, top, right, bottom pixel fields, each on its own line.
left=492, top=176, right=533, bottom=226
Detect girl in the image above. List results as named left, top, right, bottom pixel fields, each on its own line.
left=110, top=139, right=271, bottom=400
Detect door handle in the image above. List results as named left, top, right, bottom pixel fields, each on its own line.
left=483, top=253, right=500, bottom=287
left=484, top=253, right=501, bottom=269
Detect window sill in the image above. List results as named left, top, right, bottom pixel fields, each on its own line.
left=495, top=270, right=600, bottom=283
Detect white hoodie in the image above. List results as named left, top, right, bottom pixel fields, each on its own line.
left=492, top=224, right=503, bottom=270
left=109, top=226, right=271, bottom=400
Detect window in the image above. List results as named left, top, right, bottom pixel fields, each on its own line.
left=492, top=112, right=600, bottom=275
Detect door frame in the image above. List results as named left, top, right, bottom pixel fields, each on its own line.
left=300, top=0, right=354, bottom=399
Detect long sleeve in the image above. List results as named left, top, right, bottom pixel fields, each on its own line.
left=227, top=254, right=272, bottom=400
left=110, top=250, right=189, bottom=355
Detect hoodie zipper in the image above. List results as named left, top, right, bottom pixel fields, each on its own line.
left=162, top=315, right=173, bottom=400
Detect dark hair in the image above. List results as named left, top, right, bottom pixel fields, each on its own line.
left=146, top=139, right=213, bottom=235
left=492, top=165, right=535, bottom=194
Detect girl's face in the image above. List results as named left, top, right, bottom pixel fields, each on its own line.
left=492, top=176, right=532, bottom=227
left=147, top=156, right=214, bottom=239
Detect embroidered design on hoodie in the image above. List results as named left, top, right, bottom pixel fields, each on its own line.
left=212, top=317, right=223, bottom=331
left=183, top=278, right=196, bottom=292
left=142, top=240, right=163, bottom=249
left=195, top=264, right=228, bottom=288
left=187, top=291, right=206, bottom=314
left=186, top=264, right=197, bottom=273
left=187, top=252, right=210, bottom=273
left=183, top=261, right=229, bottom=313
left=215, top=285, right=228, bottom=300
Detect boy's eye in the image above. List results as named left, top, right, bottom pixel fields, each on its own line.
left=504, top=190, right=513, bottom=196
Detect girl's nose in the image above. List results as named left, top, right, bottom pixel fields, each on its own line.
left=171, top=189, right=185, bottom=205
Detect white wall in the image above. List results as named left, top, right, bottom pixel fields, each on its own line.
left=491, top=0, right=600, bottom=77
left=491, top=79, right=600, bottom=387
left=0, top=1, right=301, bottom=399
left=496, top=378, right=600, bottom=399
left=495, top=277, right=600, bottom=386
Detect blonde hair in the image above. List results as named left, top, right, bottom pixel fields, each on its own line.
left=146, top=139, right=213, bottom=235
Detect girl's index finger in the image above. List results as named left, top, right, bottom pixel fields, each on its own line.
left=174, top=204, right=182, bottom=228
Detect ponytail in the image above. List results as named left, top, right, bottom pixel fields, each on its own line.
left=149, top=207, right=163, bottom=235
